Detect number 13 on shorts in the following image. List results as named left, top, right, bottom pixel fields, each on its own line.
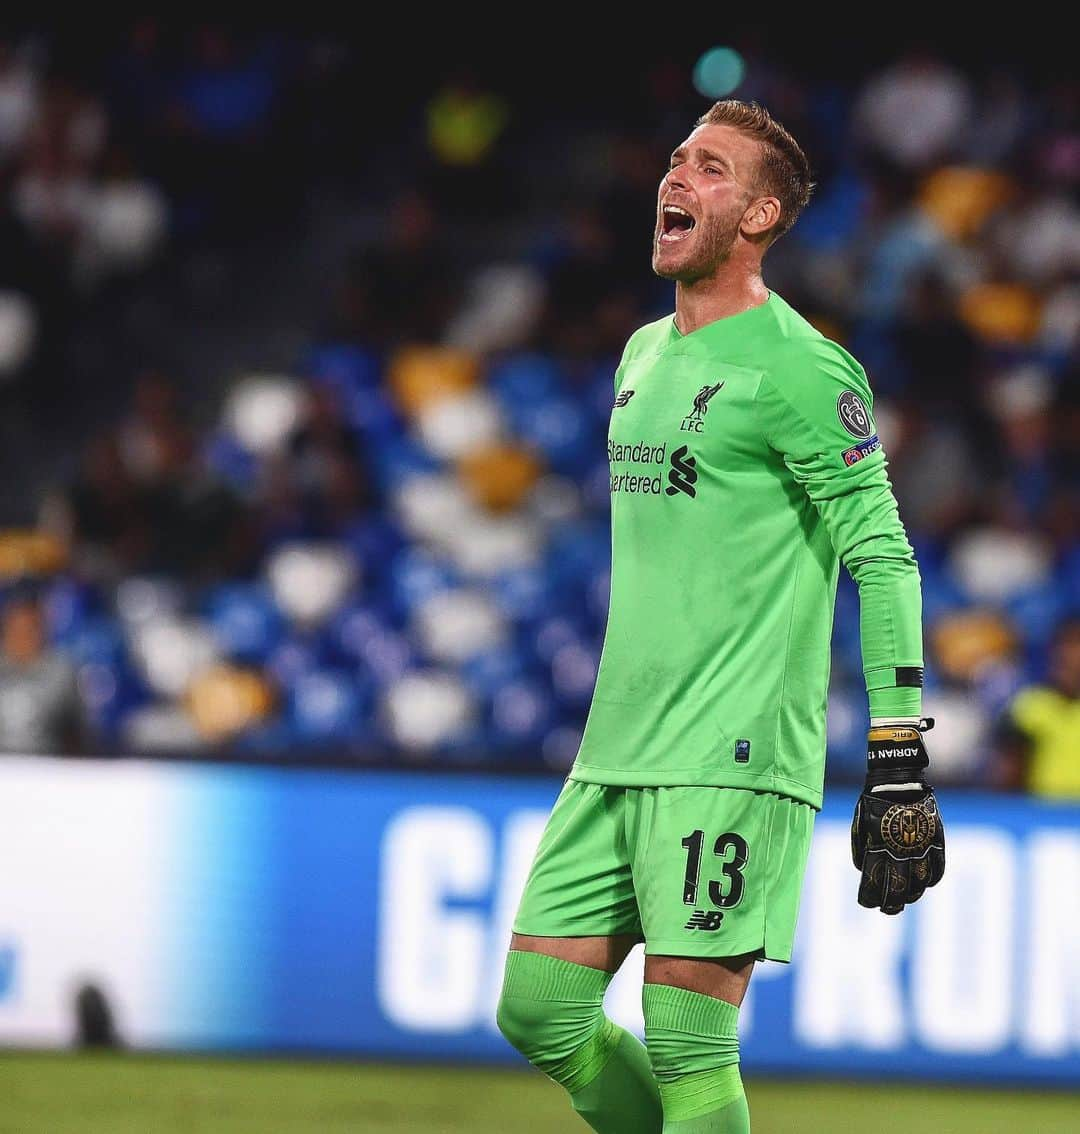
left=640, top=786, right=814, bottom=961
left=681, top=829, right=750, bottom=912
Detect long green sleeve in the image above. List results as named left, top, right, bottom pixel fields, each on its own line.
left=754, top=339, right=924, bottom=718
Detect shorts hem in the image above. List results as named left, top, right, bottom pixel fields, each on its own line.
left=643, top=938, right=793, bottom=964
left=512, top=921, right=643, bottom=940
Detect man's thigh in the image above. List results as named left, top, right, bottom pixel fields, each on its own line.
left=628, top=786, right=815, bottom=964
left=643, top=952, right=757, bottom=1006
left=512, top=780, right=643, bottom=942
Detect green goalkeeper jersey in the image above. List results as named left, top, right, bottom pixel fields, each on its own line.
left=570, top=291, right=923, bottom=809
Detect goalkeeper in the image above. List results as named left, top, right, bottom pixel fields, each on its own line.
left=497, top=99, right=945, bottom=1133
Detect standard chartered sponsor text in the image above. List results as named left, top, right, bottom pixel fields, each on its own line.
left=609, top=437, right=667, bottom=495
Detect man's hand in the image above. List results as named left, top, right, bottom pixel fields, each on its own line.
left=851, top=718, right=946, bottom=914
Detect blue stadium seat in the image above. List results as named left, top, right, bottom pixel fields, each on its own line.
left=548, top=637, right=600, bottom=711
left=825, top=684, right=868, bottom=780
left=522, top=611, right=593, bottom=668
left=1058, top=547, right=1080, bottom=611
left=489, top=564, right=555, bottom=624
left=266, top=634, right=334, bottom=691
left=327, top=601, right=417, bottom=683
left=82, top=663, right=148, bottom=740
left=43, top=578, right=98, bottom=644
left=343, top=386, right=401, bottom=438
left=487, top=677, right=559, bottom=751
left=387, top=545, right=460, bottom=624
left=544, top=518, right=610, bottom=593
left=459, top=645, right=530, bottom=700
left=65, top=617, right=128, bottom=668
left=342, top=514, right=407, bottom=580
left=1005, top=582, right=1067, bottom=651
left=287, top=668, right=372, bottom=746
left=487, top=353, right=566, bottom=408
left=506, top=394, right=592, bottom=476
left=920, top=567, right=970, bottom=625
left=305, top=344, right=382, bottom=394
left=369, top=432, right=443, bottom=490
left=203, top=431, right=258, bottom=492
left=204, top=583, right=285, bottom=665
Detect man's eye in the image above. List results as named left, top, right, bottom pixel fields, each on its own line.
left=705, top=166, right=722, bottom=176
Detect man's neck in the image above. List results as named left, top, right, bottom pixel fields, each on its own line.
left=673, top=271, right=770, bottom=337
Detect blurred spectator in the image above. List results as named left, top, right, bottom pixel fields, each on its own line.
left=993, top=618, right=1080, bottom=797
left=256, top=383, right=380, bottom=543
left=423, top=69, right=512, bottom=221
left=43, top=375, right=253, bottom=584
left=852, top=49, right=972, bottom=172
left=333, top=190, right=460, bottom=347
left=160, top=26, right=281, bottom=240
left=0, top=585, right=85, bottom=754
left=0, top=38, right=37, bottom=160
left=893, top=269, right=981, bottom=411
left=536, top=203, right=628, bottom=358
left=42, top=432, right=149, bottom=579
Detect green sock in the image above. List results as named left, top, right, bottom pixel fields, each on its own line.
left=659, top=1067, right=749, bottom=1133
left=644, top=984, right=750, bottom=1133
left=498, top=951, right=663, bottom=1134
left=569, top=1020, right=664, bottom=1133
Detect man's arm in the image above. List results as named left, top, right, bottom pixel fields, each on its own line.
left=753, top=338, right=923, bottom=716
left=754, top=338, right=945, bottom=912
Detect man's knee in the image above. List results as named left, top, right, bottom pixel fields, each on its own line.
left=496, top=949, right=614, bottom=1077
left=643, top=983, right=745, bottom=1122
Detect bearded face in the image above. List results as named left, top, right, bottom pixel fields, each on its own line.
left=650, top=123, right=763, bottom=284
left=652, top=195, right=748, bottom=282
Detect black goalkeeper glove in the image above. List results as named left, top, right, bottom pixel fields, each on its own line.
left=850, top=718, right=946, bottom=915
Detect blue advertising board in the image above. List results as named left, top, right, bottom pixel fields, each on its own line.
left=0, top=757, right=1077, bottom=1084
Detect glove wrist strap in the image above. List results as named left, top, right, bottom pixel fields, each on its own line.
left=864, top=718, right=932, bottom=787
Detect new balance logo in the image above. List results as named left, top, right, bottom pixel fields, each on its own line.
left=614, top=389, right=635, bottom=407
left=684, top=910, right=724, bottom=931
left=666, top=444, right=697, bottom=497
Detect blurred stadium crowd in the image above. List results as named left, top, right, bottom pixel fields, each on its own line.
left=0, top=25, right=1076, bottom=793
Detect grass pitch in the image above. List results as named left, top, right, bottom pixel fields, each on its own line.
left=0, top=1051, right=1076, bottom=1132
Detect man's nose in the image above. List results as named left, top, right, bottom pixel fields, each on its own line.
left=664, top=165, right=689, bottom=192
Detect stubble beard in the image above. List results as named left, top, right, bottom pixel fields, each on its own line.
left=652, top=210, right=743, bottom=283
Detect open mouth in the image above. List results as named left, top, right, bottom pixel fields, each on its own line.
left=659, top=204, right=696, bottom=244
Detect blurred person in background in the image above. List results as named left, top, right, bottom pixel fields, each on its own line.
left=331, top=189, right=460, bottom=347
left=0, top=582, right=85, bottom=755
left=993, top=617, right=1080, bottom=798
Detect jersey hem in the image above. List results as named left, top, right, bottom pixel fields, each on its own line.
left=568, top=764, right=823, bottom=810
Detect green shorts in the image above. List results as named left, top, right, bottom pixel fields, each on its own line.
left=512, top=780, right=815, bottom=962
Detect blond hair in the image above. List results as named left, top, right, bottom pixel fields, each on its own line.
left=695, top=99, right=814, bottom=242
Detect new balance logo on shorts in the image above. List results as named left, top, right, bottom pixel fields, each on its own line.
left=684, top=909, right=724, bottom=931
left=613, top=389, right=635, bottom=407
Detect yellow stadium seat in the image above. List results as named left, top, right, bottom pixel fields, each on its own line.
left=388, top=346, right=480, bottom=417
left=918, top=166, right=1015, bottom=240
left=930, top=609, right=1017, bottom=682
left=0, top=530, right=68, bottom=578
left=186, top=665, right=275, bottom=742
left=457, top=444, right=544, bottom=511
left=958, top=282, right=1043, bottom=345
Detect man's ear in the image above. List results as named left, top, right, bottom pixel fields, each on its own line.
left=741, top=196, right=782, bottom=240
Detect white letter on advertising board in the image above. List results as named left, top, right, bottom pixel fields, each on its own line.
left=912, top=828, right=1014, bottom=1052
left=793, top=825, right=906, bottom=1049
left=1022, top=832, right=1080, bottom=1055
left=378, top=807, right=492, bottom=1031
